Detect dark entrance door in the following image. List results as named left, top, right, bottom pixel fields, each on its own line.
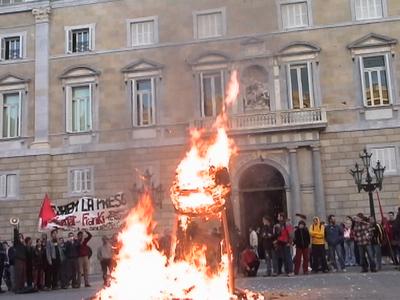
left=239, top=164, right=287, bottom=236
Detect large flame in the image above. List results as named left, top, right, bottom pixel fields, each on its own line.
left=170, top=71, right=238, bottom=215
left=97, top=192, right=232, bottom=300
left=97, top=71, right=264, bottom=300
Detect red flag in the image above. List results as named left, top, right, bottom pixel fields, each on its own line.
left=38, top=193, right=56, bottom=231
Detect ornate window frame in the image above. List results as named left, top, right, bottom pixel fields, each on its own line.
left=59, top=65, right=100, bottom=134
left=347, top=33, right=398, bottom=112
left=121, top=59, right=163, bottom=127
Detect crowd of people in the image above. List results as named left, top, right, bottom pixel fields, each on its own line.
left=0, top=226, right=120, bottom=294
left=238, top=209, right=400, bottom=277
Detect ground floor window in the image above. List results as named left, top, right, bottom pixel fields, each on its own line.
left=0, top=173, right=18, bottom=199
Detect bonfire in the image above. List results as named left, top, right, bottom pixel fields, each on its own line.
left=96, top=71, right=264, bottom=300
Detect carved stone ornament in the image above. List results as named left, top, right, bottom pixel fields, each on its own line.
left=32, top=7, right=51, bottom=23
left=244, top=80, right=270, bottom=110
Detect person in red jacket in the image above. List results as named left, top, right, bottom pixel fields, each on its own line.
left=77, top=229, right=92, bottom=287
left=240, top=246, right=260, bottom=277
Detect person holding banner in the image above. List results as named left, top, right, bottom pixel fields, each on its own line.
left=77, top=229, right=92, bottom=287
left=369, top=217, right=384, bottom=271
left=40, top=234, right=51, bottom=290
left=393, top=209, right=400, bottom=266
left=64, top=232, right=80, bottom=289
left=46, top=229, right=64, bottom=290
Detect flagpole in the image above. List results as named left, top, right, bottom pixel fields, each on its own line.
left=376, top=191, right=397, bottom=265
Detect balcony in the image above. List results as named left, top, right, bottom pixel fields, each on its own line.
left=192, top=107, right=327, bottom=133
left=0, top=0, right=35, bottom=5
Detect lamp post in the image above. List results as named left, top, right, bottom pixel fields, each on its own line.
left=349, top=148, right=385, bottom=220
left=131, top=169, right=164, bottom=208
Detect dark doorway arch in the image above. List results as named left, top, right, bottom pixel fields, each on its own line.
left=239, top=163, right=287, bottom=237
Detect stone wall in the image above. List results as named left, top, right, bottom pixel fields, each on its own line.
left=321, top=128, right=400, bottom=221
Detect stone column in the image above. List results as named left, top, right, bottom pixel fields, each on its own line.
left=288, top=147, right=301, bottom=222
left=273, top=61, right=281, bottom=111
left=230, top=190, right=241, bottom=231
left=312, top=145, right=326, bottom=219
left=31, top=7, right=51, bottom=149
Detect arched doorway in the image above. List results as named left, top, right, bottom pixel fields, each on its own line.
left=239, top=164, right=287, bottom=234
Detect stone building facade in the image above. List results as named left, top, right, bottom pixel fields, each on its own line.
left=0, top=0, right=400, bottom=272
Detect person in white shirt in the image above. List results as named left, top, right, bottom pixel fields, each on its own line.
left=97, top=236, right=113, bottom=287
left=249, top=227, right=259, bottom=257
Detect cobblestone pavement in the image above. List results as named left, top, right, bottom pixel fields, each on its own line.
left=236, top=265, right=400, bottom=300
left=1, top=266, right=399, bottom=299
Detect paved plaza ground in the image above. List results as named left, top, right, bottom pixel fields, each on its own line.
left=1, top=266, right=399, bottom=299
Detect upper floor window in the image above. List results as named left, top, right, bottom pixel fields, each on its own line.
left=288, top=63, right=313, bottom=109
left=281, top=1, right=309, bottom=29
left=0, top=0, right=26, bottom=5
left=360, top=55, right=390, bottom=107
left=128, top=17, right=158, bottom=47
left=0, top=33, right=25, bottom=61
left=194, top=8, right=226, bottom=39
left=132, top=78, right=155, bottom=126
left=65, top=24, right=95, bottom=54
left=66, top=84, right=92, bottom=133
left=200, top=71, right=224, bottom=117
left=354, top=0, right=384, bottom=21
left=69, top=167, right=93, bottom=195
left=0, top=91, right=22, bottom=138
left=2, top=36, right=21, bottom=60
left=371, top=146, right=397, bottom=174
left=0, top=172, right=18, bottom=199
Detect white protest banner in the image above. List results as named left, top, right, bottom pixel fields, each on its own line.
left=43, top=193, right=128, bottom=231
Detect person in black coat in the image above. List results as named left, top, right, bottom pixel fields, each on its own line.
left=13, top=227, right=26, bottom=293
left=24, top=237, right=34, bottom=289
left=293, top=220, right=311, bottom=275
left=1, top=241, right=12, bottom=292
left=0, top=241, right=6, bottom=293
left=40, top=233, right=51, bottom=290
left=64, top=232, right=80, bottom=288
left=261, top=216, right=275, bottom=276
left=33, top=239, right=44, bottom=290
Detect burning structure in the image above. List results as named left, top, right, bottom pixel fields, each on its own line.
left=96, top=71, right=263, bottom=300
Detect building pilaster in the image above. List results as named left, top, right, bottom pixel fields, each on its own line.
left=288, top=147, right=301, bottom=222
left=31, top=7, right=51, bottom=149
left=311, top=145, right=326, bottom=219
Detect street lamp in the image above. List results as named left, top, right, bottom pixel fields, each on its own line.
left=349, top=148, right=385, bottom=220
left=131, top=169, right=164, bottom=209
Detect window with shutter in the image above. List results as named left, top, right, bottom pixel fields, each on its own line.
left=0, top=173, right=18, bottom=199
left=6, top=174, right=17, bottom=197
left=355, top=0, right=383, bottom=20
left=130, top=18, right=156, bottom=47
left=69, top=167, right=93, bottom=195
left=371, top=147, right=397, bottom=173
left=0, top=175, right=6, bottom=198
left=281, top=2, right=309, bottom=29
left=196, top=11, right=223, bottom=39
